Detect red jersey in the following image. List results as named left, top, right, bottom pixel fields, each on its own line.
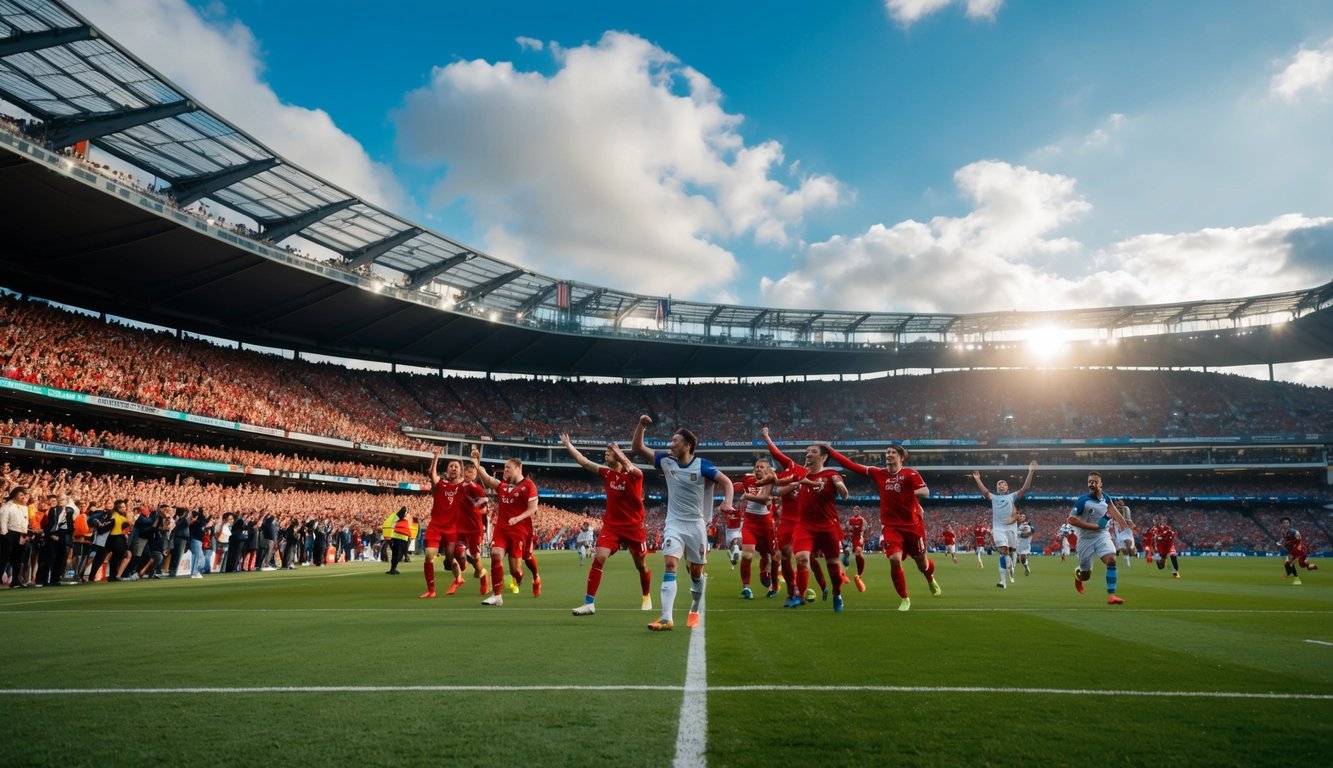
left=798, top=468, right=843, bottom=533
left=774, top=464, right=809, bottom=523
left=1141, top=525, right=1158, bottom=549
left=825, top=446, right=925, bottom=527
left=973, top=525, right=989, bottom=546
left=1153, top=525, right=1176, bottom=550
left=941, top=528, right=957, bottom=546
left=493, top=477, right=538, bottom=532
left=455, top=481, right=489, bottom=533
left=1282, top=527, right=1305, bottom=551
left=847, top=515, right=866, bottom=540
left=724, top=507, right=744, bottom=529
left=431, top=479, right=484, bottom=528
left=598, top=467, right=645, bottom=530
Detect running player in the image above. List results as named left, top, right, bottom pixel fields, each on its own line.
left=420, top=448, right=486, bottom=598
left=723, top=502, right=744, bottom=571
left=846, top=506, right=868, bottom=592
left=761, top=427, right=814, bottom=605
left=1152, top=514, right=1180, bottom=579
left=633, top=415, right=734, bottom=631
left=972, top=519, right=989, bottom=569
left=971, top=461, right=1037, bottom=588
left=1279, top=516, right=1319, bottom=584
left=458, top=463, right=491, bottom=595
left=1014, top=511, right=1035, bottom=575
left=1110, top=499, right=1136, bottom=569
left=561, top=434, right=653, bottom=615
left=470, top=449, right=538, bottom=607
left=575, top=522, right=595, bottom=566
left=737, top=458, right=778, bottom=599
left=785, top=445, right=850, bottom=612
left=825, top=443, right=939, bottom=612
left=941, top=521, right=958, bottom=564
left=1068, top=471, right=1130, bottom=605
left=1059, top=522, right=1077, bottom=562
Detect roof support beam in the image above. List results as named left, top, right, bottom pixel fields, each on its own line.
left=0, top=26, right=95, bottom=57
left=615, top=299, right=644, bottom=327
left=844, top=313, right=871, bottom=335
left=260, top=199, right=357, bottom=243
left=44, top=100, right=195, bottom=147
left=344, top=227, right=423, bottom=269
left=456, top=269, right=526, bottom=305
left=749, top=309, right=771, bottom=332
left=571, top=288, right=606, bottom=315
left=169, top=158, right=279, bottom=207
left=517, top=283, right=559, bottom=316
left=406, top=251, right=474, bottom=290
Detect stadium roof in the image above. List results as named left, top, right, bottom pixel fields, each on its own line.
left=2, top=0, right=1332, bottom=378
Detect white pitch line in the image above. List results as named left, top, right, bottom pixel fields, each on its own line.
left=1304, top=639, right=1333, bottom=647
left=674, top=576, right=708, bottom=768
left=2, top=684, right=1328, bottom=701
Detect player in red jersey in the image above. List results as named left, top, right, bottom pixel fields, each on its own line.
left=941, top=522, right=959, bottom=564
left=845, top=506, right=868, bottom=592
left=561, top=433, right=654, bottom=615
left=1279, top=516, right=1319, bottom=584
left=825, top=443, right=939, bottom=612
left=421, top=447, right=486, bottom=599
left=780, top=445, right=850, bottom=612
left=761, top=427, right=829, bottom=603
left=470, top=448, right=537, bottom=607
left=972, top=519, right=989, bottom=569
left=1141, top=518, right=1156, bottom=564
left=457, top=463, right=491, bottom=595
left=737, top=458, right=779, bottom=599
left=1150, top=514, right=1180, bottom=579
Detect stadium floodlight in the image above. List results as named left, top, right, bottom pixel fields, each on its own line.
left=1025, top=326, right=1069, bottom=361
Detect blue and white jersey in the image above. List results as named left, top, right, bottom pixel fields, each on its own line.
left=1071, top=493, right=1113, bottom=532
left=655, top=452, right=719, bottom=527
left=990, top=492, right=1019, bottom=530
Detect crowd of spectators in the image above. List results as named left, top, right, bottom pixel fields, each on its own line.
left=6, top=294, right=1332, bottom=449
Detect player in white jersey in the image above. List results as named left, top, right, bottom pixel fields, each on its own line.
left=1057, top=523, right=1075, bottom=560
left=971, top=461, right=1036, bottom=589
left=1068, top=471, right=1130, bottom=605
left=1110, top=499, right=1136, bottom=567
left=1014, top=511, right=1035, bottom=575
left=632, top=415, right=735, bottom=631
left=576, top=522, right=595, bottom=565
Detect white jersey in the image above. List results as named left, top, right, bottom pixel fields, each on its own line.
left=990, top=492, right=1019, bottom=530
left=655, top=452, right=720, bottom=527
left=1071, top=493, right=1114, bottom=550
left=576, top=529, right=594, bottom=546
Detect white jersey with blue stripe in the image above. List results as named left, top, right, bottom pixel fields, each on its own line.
left=655, top=452, right=719, bottom=527
left=1071, top=493, right=1113, bottom=533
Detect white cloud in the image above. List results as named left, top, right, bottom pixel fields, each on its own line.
left=393, top=31, right=843, bottom=299
left=71, top=0, right=405, bottom=210
left=761, top=160, right=1333, bottom=314
left=885, top=0, right=1003, bottom=27
left=515, top=36, right=544, bottom=52
left=1271, top=38, right=1333, bottom=102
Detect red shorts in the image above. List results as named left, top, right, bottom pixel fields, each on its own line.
left=1288, top=545, right=1308, bottom=559
left=1156, top=544, right=1177, bottom=557
left=457, top=528, right=483, bottom=555
left=883, top=522, right=927, bottom=558
left=742, top=515, right=776, bottom=555
left=777, top=516, right=800, bottom=552
left=850, top=535, right=865, bottom=551
left=596, top=526, right=648, bottom=559
left=424, top=524, right=457, bottom=550
left=491, top=528, right=527, bottom=558
left=793, top=526, right=843, bottom=559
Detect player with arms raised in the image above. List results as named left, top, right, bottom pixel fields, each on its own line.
left=971, top=461, right=1036, bottom=588
left=561, top=434, right=654, bottom=615
left=633, top=415, right=734, bottom=631
left=421, top=448, right=486, bottom=599
left=789, top=445, right=850, bottom=612
left=825, top=443, right=939, bottom=612
left=470, top=448, right=538, bottom=607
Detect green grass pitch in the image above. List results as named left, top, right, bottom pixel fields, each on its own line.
left=2, top=551, right=1329, bottom=767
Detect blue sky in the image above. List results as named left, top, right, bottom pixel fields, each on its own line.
left=51, top=0, right=1333, bottom=380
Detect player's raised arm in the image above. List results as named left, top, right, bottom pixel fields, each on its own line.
left=761, top=427, right=797, bottom=471
left=608, top=442, right=642, bottom=478
left=1015, top=460, right=1038, bottom=499
left=561, top=433, right=603, bottom=475
left=823, top=443, right=870, bottom=477
left=1106, top=497, right=1129, bottom=530
left=428, top=446, right=442, bottom=484
left=469, top=445, right=500, bottom=490
left=970, top=470, right=991, bottom=499
left=631, top=414, right=655, bottom=463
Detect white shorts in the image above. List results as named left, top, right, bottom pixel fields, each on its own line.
left=1016, top=537, right=1032, bottom=556
left=992, top=527, right=1017, bottom=550
left=1060, top=540, right=1071, bottom=555
left=725, top=527, right=743, bottom=544
left=1076, top=530, right=1116, bottom=572
left=945, top=544, right=956, bottom=554
left=661, top=521, right=709, bottom=565
left=1116, top=532, right=1134, bottom=548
